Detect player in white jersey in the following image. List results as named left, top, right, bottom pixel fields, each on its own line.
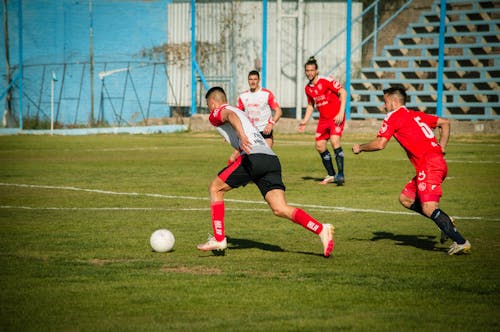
left=197, top=86, right=335, bottom=257
left=237, top=70, right=282, bottom=147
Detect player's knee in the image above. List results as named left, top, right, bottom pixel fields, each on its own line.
left=399, top=193, right=414, bottom=209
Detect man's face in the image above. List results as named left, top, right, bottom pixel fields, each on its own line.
left=305, top=64, right=318, bottom=82
left=206, top=97, right=215, bottom=111
left=383, top=94, right=394, bottom=112
left=248, top=75, right=260, bottom=91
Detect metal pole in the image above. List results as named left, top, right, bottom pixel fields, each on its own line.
left=190, top=0, right=196, bottom=115
left=345, top=0, right=352, bottom=120
left=295, top=0, right=304, bottom=120
left=89, top=0, right=95, bottom=126
left=51, top=73, right=54, bottom=134
left=262, top=0, right=267, bottom=87
left=18, top=0, right=23, bottom=129
left=275, top=0, right=282, bottom=101
left=3, top=0, right=12, bottom=125
left=437, top=0, right=446, bottom=116
left=373, top=1, right=378, bottom=63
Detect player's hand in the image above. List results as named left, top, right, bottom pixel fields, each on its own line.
left=298, top=122, right=306, bottom=133
left=352, top=144, right=361, bottom=154
left=334, top=113, right=344, bottom=125
left=239, top=135, right=252, bottom=154
left=263, top=123, right=273, bottom=135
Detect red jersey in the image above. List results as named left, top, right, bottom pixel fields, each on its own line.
left=305, top=76, right=343, bottom=119
left=377, top=106, right=443, bottom=169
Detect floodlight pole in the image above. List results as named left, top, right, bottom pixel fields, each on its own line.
left=51, top=72, right=56, bottom=135
left=262, top=0, right=267, bottom=87
left=345, top=0, right=352, bottom=120
left=436, top=0, right=446, bottom=117
left=18, top=0, right=23, bottom=129
left=190, top=0, right=196, bottom=115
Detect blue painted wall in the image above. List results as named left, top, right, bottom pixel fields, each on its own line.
left=1, top=0, right=171, bottom=127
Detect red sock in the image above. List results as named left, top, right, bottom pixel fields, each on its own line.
left=292, top=208, right=323, bottom=234
left=211, top=201, right=225, bottom=241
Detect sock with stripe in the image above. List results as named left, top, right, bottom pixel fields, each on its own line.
left=292, top=208, right=323, bottom=234
left=211, top=201, right=225, bottom=241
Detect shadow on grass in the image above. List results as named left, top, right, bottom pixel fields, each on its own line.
left=227, top=236, right=285, bottom=252
left=227, top=236, right=326, bottom=258
left=301, top=176, right=324, bottom=183
left=370, top=231, right=447, bottom=252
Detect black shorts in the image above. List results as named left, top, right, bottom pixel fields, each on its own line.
left=218, top=153, right=286, bottom=197
left=260, top=130, right=273, bottom=140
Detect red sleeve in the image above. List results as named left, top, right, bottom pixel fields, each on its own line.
left=266, top=90, right=280, bottom=109
left=209, top=108, right=225, bottom=127
left=328, top=77, right=343, bottom=94
left=377, top=113, right=396, bottom=140
left=237, top=97, right=244, bottom=111
left=305, top=87, right=314, bottom=105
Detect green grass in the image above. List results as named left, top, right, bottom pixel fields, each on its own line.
left=0, top=132, right=499, bottom=331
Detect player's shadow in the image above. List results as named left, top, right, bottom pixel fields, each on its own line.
left=370, top=231, right=446, bottom=252
left=227, top=236, right=285, bottom=252
left=301, top=176, right=324, bottom=183
left=227, top=236, right=325, bottom=257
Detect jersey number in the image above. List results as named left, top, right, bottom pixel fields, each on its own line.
left=414, top=116, right=435, bottom=138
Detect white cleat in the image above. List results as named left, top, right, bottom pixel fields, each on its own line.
left=319, top=175, right=335, bottom=185
left=448, top=240, right=471, bottom=256
left=197, top=236, right=227, bottom=253
left=319, top=224, right=335, bottom=257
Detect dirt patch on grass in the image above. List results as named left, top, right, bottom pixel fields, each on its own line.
left=160, top=265, right=223, bottom=275
left=88, top=258, right=143, bottom=266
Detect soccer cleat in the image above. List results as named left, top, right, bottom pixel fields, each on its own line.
left=335, top=173, right=345, bottom=186
left=319, top=223, right=335, bottom=257
left=197, top=236, right=227, bottom=253
left=319, top=175, right=335, bottom=185
left=440, top=217, right=456, bottom=244
left=448, top=240, right=471, bottom=255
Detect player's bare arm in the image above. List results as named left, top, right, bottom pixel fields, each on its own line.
left=298, top=103, right=314, bottom=132
left=352, top=136, right=388, bottom=154
left=222, top=109, right=252, bottom=154
left=436, top=117, right=450, bottom=154
left=334, top=88, right=347, bottom=125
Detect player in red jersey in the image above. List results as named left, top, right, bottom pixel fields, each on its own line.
left=237, top=70, right=282, bottom=148
left=197, top=86, right=335, bottom=257
left=299, top=56, right=347, bottom=185
left=352, top=86, right=471, bottom=255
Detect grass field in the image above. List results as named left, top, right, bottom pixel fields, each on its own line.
left=0, top=131, right=499, bottom=331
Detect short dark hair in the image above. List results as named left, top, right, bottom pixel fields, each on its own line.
left=383, top=86, right=407, bottom=101
left=205, top=86, right=227, bottom=101
left=305, top=56, right=318, bottom=69
left=248, top=70, right=260, bottom=78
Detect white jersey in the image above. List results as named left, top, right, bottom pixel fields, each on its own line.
left=237, top=88, right=280, bottom=131
left=209, top=104, right=275, bottom=156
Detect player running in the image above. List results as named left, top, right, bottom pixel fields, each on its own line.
left=298, top=56, right=347, bottom=185
left=352, top=86, right=471, bottom=255
left=197, top=86, right=335, bottom=257
left=237, top=70, right=282, bottom=148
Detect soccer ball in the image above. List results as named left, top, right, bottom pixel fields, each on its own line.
left=150, top=229, right=175, bottom=253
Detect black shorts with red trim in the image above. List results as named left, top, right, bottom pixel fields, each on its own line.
left=218, top=153, right=286, bottom=197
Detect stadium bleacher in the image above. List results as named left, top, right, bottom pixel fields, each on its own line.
left=350, top=0, right=500, bottom=119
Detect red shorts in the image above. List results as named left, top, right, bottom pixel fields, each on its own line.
left=315, top=117, right=345, bottom=141
left=401, top=154, right=448, bottom=203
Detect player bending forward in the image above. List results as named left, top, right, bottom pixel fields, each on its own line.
left=197, top=86, right=335, bottom=257
left=352, top=86, right=471, bottom=256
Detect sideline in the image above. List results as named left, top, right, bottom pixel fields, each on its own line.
left=0, top=125, right=187, bottom=136
left=0, top=182, right=493, bottom=221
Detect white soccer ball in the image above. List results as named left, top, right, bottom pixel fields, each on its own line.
left=150, top=229, right=175, bottom=253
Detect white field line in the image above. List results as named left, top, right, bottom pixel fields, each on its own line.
left=0, top=182, right=494, bottom=221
